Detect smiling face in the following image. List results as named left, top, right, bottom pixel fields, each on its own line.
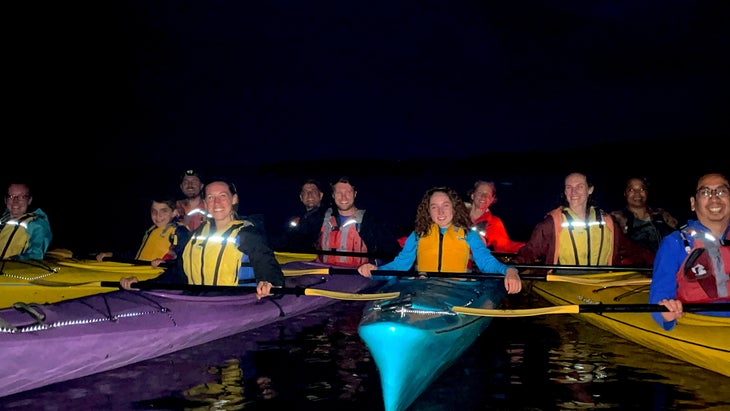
left=690, top=173, right=730, bottom=230
left=429, top=191, right=454, bottom=228
left=180, top=175, right=203, bottom=199
left=471, top=182, right=495, bottom=212
left=300, top=183, right=323, bottom=211
left=204, top=181, right=238, bottom=225
left=624, top=178, right=648, bottom=209
left=151, top=200, right=175, bottom=228
left=564, top=173, right=593, bottom=211
left=5, top=184, right=32, bottom=219
left=332, top=182, right=356, bottom=214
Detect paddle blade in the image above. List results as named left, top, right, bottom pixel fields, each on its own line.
left=301, top=289, right=400, bottom=301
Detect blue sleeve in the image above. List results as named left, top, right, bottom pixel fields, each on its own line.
left=373, top=232, right=418, bottom=280
left=648, top=233, right=686, bottom=331
left=467, top=231, right=513, bottom=275
left=19, top=211, right=52, bottom=261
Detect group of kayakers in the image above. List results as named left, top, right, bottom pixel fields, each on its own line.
left=2, top=169, right=728, bottom=326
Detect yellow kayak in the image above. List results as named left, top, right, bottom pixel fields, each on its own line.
left=0, top=251, right=321, bottom=309
left=530, top=272, right=730, bottom=378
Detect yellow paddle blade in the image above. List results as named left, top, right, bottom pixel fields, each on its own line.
left=546, top=274, right=651, bottom=287
left=30, top=279, right=103, bottom=287
left=452, top=305, right=579, bottom=317
left=55, top=260, right=165, bottom=274
left=283, top=268, right=330, bottom=276
left=45, top=249, right=75, bottom=259
left=304, top=289, right=400, bottom=301
left=274, top=252, right=318, bottom=265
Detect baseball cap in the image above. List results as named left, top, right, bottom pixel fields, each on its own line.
left=180, top=169, right=203, bottom=182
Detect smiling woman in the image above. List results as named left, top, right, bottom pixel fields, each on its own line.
left=0, top=181, right=52, bottom=261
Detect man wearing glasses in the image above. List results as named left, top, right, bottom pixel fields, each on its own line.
left=0, top=182, right=52, bottom=260
left=649, top=173, right=730, bottom=329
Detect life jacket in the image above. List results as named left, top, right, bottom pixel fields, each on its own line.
left=416, top=224, right=470, bottom=272
left=134, top=223, right=183, bottom=261
left=470, top=211, right=525, bottom=254
left=182, top=219, right=254, bottom=286
left=318, top=208, right=367, bottom=267
left=617, top=208, right=674, bottom=253
left=0, top=213, right=37, bottom=259
left=176, top=199, right=208, bottom=232
left=676, top=227, right=730, bottom=303
left=550, top=207, right=615, bottom=265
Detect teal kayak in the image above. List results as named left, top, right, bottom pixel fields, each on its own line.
left=358, top=277, right=506, bottom=411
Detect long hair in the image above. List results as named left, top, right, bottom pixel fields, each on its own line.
left=414, top=186, right=472, bottom=238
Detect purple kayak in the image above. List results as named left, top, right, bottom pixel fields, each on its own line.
left=0, top=267, right=375, bottom=398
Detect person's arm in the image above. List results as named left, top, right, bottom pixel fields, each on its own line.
left=468, top=231, right=522, bottom=294
left=514, top=215, right=552, bottom=264
left=239, top=227, right=285, bottom=287
left=18, top=212, right=52, bottom=260
left=359, top=232, right=418, bottom=279
left=648, top=233, right=686, bottom=330
left=468, top=231, right=511, bottom=274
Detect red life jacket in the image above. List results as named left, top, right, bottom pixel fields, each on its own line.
left=318, top=209, right=368, bottom=267
left=676, top=228, right=730, bottom=303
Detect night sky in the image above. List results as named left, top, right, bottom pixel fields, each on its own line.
left=8, top=1, right=728, bottom=168
left=4, top=2, right=728, bottom=253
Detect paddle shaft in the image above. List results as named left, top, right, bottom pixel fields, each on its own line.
left=329, top=268, right=554, bottom=281
left=452, top=303, right=730, bottom=317
left=513, top=264, right=652, bottom=272
left=577, top=303, right=729, bottom=313
left=93, top=255, right=173, bottom=268
left=99, top=281, right=304, bottom=296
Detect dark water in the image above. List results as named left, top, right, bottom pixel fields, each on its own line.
left=3, top=293, right=728, bottom=411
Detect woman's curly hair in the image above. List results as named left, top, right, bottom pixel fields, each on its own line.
left=414, top=186, right=472, bottom=238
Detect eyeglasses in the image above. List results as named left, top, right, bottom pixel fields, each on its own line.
left=6, top=194, right=30, bottom=202
left=696, top=186, right=729, bottom=199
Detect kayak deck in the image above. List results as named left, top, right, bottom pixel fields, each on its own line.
left=530, top=272, right=730, bottom=377
left=358, top=277, right=506, bottom=411
left=0, top=271, right=374, bottom=397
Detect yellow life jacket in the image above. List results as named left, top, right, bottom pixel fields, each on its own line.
left=135, top=223, right=180, bottom=261
left=0, top=213, right=36, bottom=259
left=416, top=224, right=470, bottom=272
left=182, top=220, right=249, bottom=286
left=551, top=207, right=615, bottom=265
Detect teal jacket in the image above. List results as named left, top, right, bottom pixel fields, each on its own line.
left=0, top=208, right=52, bottom=260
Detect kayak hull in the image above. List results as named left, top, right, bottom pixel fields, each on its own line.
left=531, top=272, right=730, bottom=377
left=358, top=278, right=506, bottom=411
left=0, top=269, right=373, bottom=397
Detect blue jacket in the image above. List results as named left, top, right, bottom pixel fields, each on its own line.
left=373, top=228, right=514, bottom=280
left=649, top=219, right=730, bottom=330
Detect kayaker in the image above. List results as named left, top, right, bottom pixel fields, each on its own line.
left=357, top=186, right=522, bottom=294
left=466, top=179, right=526, bottom=254
left=1, top=181, right=52, bottom=261
left=317, top=176, right=401, bottom=267
left=514, top=171, right=654, bottom=268
left=650, top=172, right=730, bottom=329
left=120, top=179, right=284, bottom=299
left=610, top=177, right=678, bottom=254
left=96, top=196, right=190, bottom=268
left=272, top=178, right=328, bottom=252
left=175, top=169, right=208, bottom=232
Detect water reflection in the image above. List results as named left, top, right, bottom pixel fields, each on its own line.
left=1, top=299, right=728, bottom=411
